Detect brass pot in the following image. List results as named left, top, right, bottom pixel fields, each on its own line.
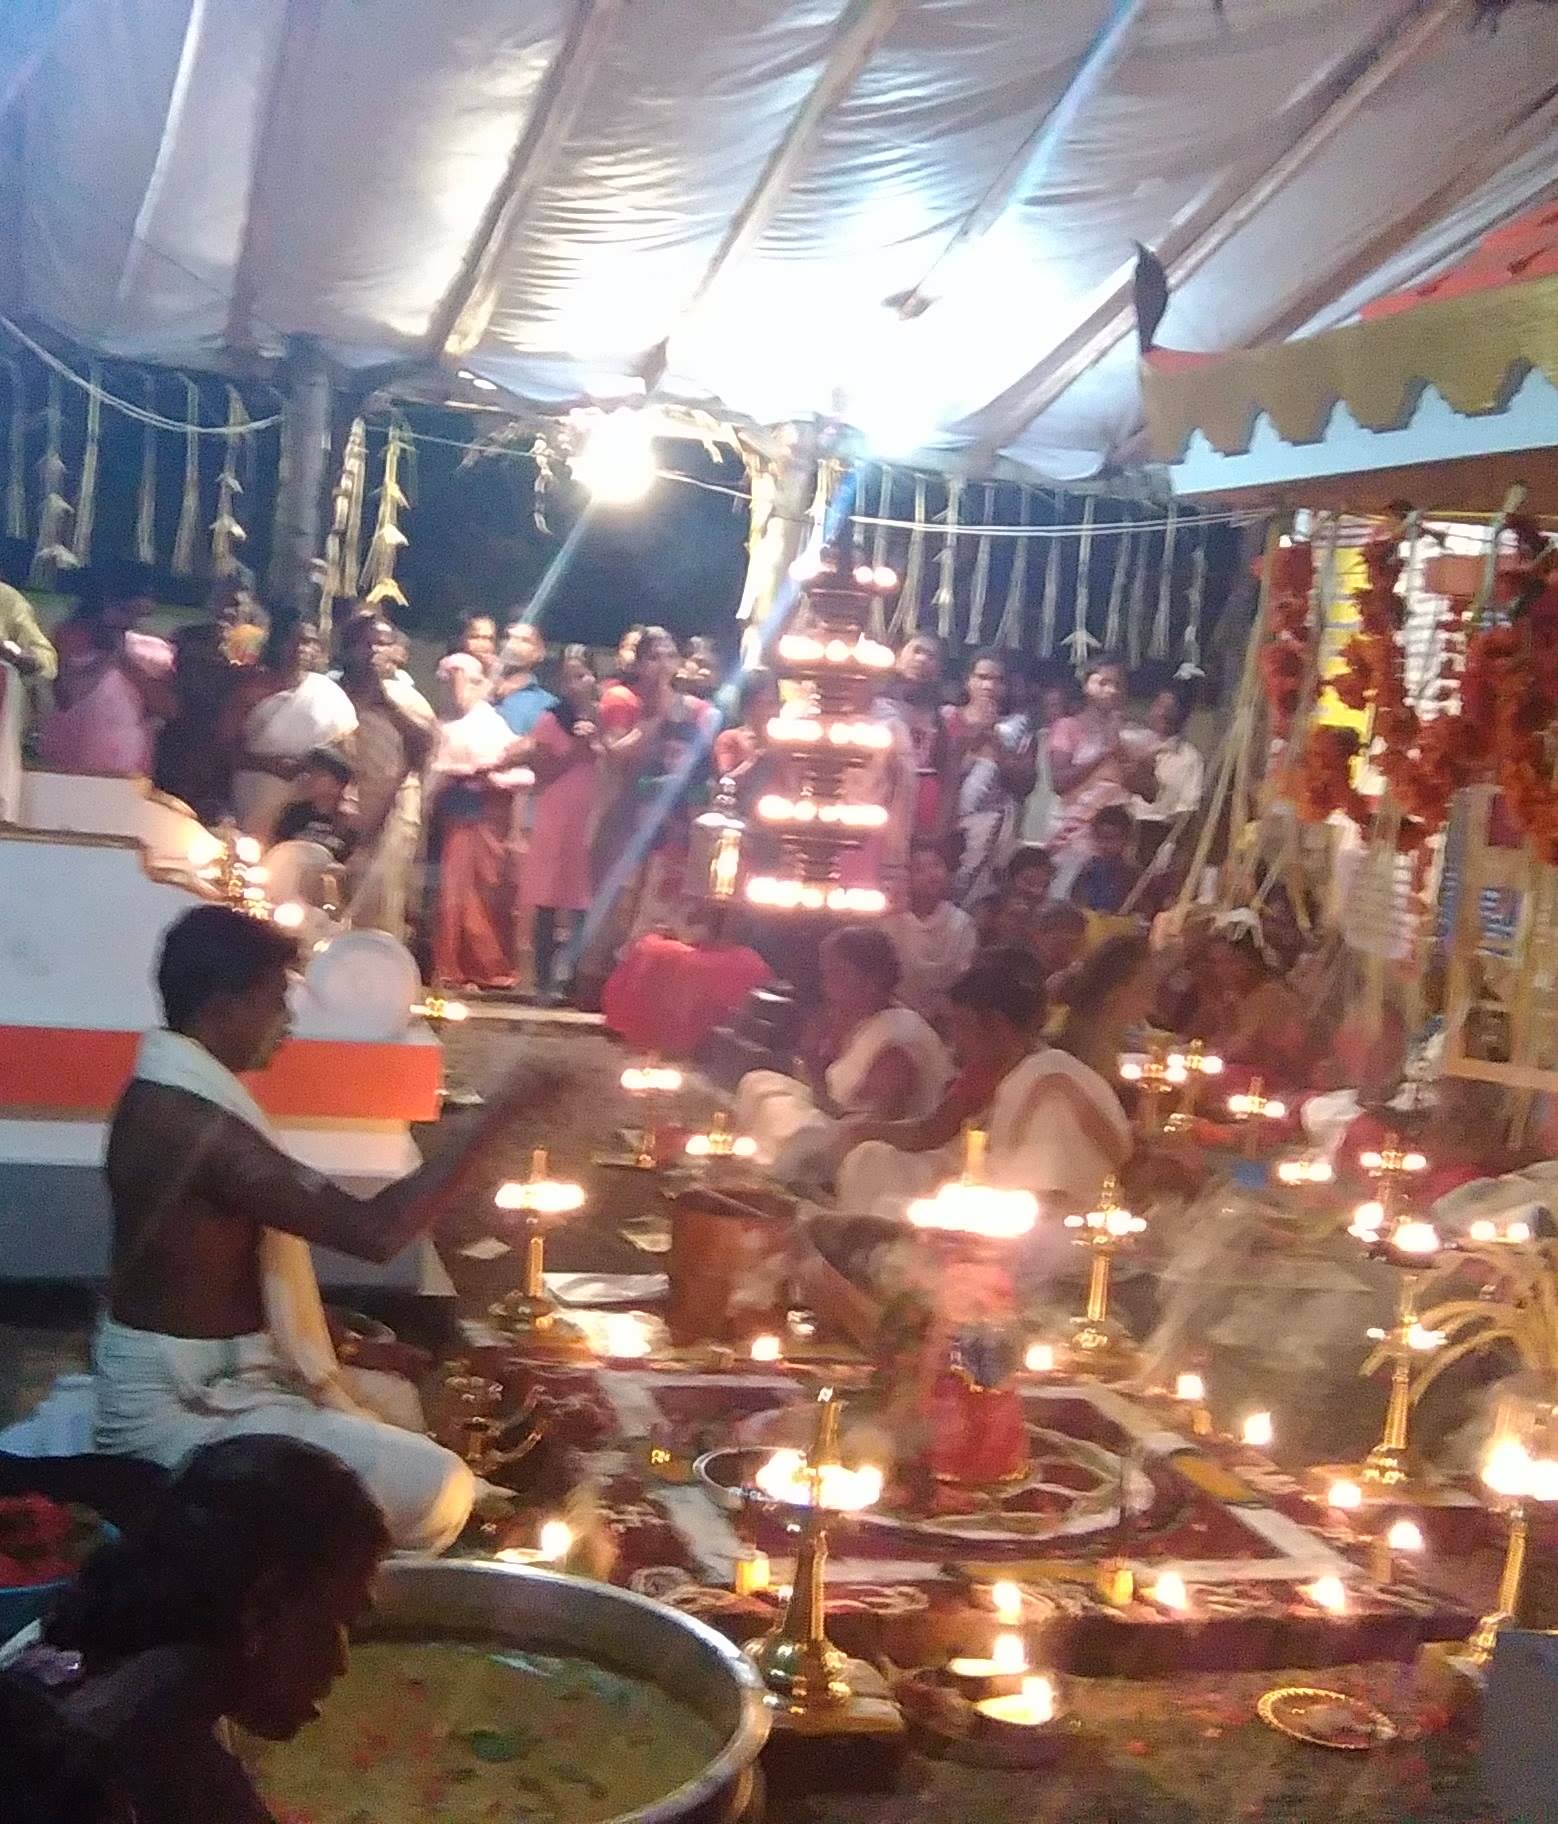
left=369, top=1559, right=770, bottom=1824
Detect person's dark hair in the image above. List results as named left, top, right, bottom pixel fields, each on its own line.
left=545, top=644, right=595, bottom=733
left=1054, top=930, right=1150, bottom=1011
left=337, top=607, right=385, bottom=661
left=47, top=1436, right=388, bottom=1674
left=968, top=647, right=1007, bottom=675
left=1004, top=844, right=1054, bottom=886
left=949, top=947, right=1047, bottom=1035
left=822, top=925, right=900, bottom=998
left=1083, top=655, right=1125, bottom=683
left=1092, top=803, right=1133, bottom=834
left=156, top=906, right=297, bottom=1031
left=262, top=612, right=318, bottom=675
left=735, top=667, right=775, bottom=716
left=1034, top=900, right=1087, bottom=935
left=0, top=1669, right=119, bottom=1824
left=626, top=624, right=675, bottom=686
left=296, top=744, right=353, bottom=787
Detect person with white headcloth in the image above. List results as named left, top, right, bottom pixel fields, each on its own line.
left=734, top=926, right=949, bottom=1184
left=93, top=905, right=555, bottom=1552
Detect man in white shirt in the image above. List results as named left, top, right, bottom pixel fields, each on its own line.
left=883, top=839, right=977, bottom=1026
left=1133, top=686, right=1206, bottom=885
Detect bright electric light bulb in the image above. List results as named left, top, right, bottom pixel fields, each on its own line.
left=572, top=410, right=657, bottom=504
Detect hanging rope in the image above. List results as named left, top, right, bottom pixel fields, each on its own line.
left=360, top=416, right=413, bottom=608
left=995, top=487, right=1031, bottom=649
left=1037, top=492, right=1064, bottom=657
left=933, top=477, right=963, bottom=640
left=318, top=417, right=368, bottom=641
left=1149, top=501, right=1180, bottom=660
left=0, top=314, right=280, bottom=436
left=1126, top=522, right=1152, bottom=667
left=68, top=364, right=101, bottom=567
left=966, top=482, right=995, bottom=645
left=209, top=386, right=249, bottom=576
left=3, top=357, right=26, bottom=543
left=134, top=373, right=158, bottom=565
left=894, top=474, right=930, bottom=637
left=867, top=466, right=893, bottom=639
left=1073, top=496, right=1096, bottom=656
left=170, top=377, right=202, bottom=576
left=1103, top=524, right=1132, bottom=654
left=1178, top=523, right=1209, bottom=679
left=30, top=371, right=76, bottom=584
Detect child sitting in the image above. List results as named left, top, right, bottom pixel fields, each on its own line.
left=1070, top=803, right=1141, bottom=915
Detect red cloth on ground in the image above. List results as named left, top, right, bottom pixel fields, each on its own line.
left=602, top=932, right=772, bottom=1056
left=430, top=791, right=516, bottom=989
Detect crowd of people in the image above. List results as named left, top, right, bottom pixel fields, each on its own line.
left=3, top=561, right=1206, bottom=1011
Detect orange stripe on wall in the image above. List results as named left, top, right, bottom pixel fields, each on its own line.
left=0, top=1028, right=441, bottom=1121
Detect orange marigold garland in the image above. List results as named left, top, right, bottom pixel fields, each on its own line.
left=1257, top=541, right=1315, bottom=739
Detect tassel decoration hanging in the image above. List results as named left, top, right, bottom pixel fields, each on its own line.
left=1126, top=520, right=1152, bottom=667
left=1103, top=524, right=1132, bottom=654
left=1062, top=497, right=1101, bottom=672
left=995, top=487, right=1030, bottom=649
left=4, top=357, right=26, bottom=543
left=30, top=371, right=77, bottom=584
left=68, top=364, right=102, bottom=567
left=318, top=416, right=368, bottom=641
left=1149, top=502, right=1180, bottom=660
left=1037, top=491, right=1064, bottom=657
left=932, top=477, right=963, bottom=641
left=360, top=415, right=413, bottom=608
left=1178, top=523, right=1208, bottom=680
left=867, top=465, right=893, bottom=639
left=170, top=376, right=202, bottom=576
left=966, top=482, right=995, bottom=645
left=134, top=373, right=158, bottom=565
left=209, top=386, right=249, bottom=576
left=893, top=474, right=930, bottom=637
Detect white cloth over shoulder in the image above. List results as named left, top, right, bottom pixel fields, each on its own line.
left=231, top=672, right=358, bottom=839
left=986, top=1046, right=1130, bottom=1212
left=734, top=1006, right=950, bottom=1180
left=882, top=903, right=977, bottom=1023
left=84, top=1031, right=473, bottom=1552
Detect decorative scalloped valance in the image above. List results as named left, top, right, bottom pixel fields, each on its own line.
left=1144, top=274, right=1558, bottom=463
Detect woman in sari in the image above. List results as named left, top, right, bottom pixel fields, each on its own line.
left=944, top=650, right=1037, bottom=906
left=425, top=653, right=526, bottom=991
left=734, top=926, right=949, bottom=1183
left=38, top=568, right=175, bottom=778
left=229, top=619, right=357, bottom=841
left=522, top=647, right=602, bottom=1001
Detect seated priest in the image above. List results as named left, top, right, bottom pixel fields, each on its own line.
left=733, top=926, right=950, bottom=1183
left=95, top=905, right=554, bottom=1553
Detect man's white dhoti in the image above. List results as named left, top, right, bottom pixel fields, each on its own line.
left=93, top=1319, right=473, bottom=1554
left=93, top=1030, right=474, bottom=1553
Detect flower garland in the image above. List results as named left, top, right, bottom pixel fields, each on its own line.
left=1269, top=515, right=1558, bottom=862
left=1256, top=541, right=1314, bottom=740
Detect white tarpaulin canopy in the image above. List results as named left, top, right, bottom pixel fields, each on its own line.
left=2, top=0, right=1556, bottom=482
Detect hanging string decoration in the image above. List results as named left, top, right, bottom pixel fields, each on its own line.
left=868, top=465, right=893, bottom=639
left=1179, top=525, right=1209, bottom=679
left=30, top=371, right=77, bottom=584
left=995, top=486, right=1030, bottom=649
left=3, top=357, right=26, bottom=543
left=359, top=416, right=414, bottom=608
left=1037, top=491, right=1063, bottom=657
left=134, top=373, right=158, bottom=565
left=318, top=416, right=368, bottom=641
left=965, top=482, right=995, bottom=645
left=1149, top=502, right=1179, bottom=660
left=1067, top=495, right=1097, bottom=667
left=894, top=474, right=930, bottom=637
left=209, top=385, right=249, bottom=576
left=1126, top=521, right=1152, bottom=667
left=170, top=376, right=202, bottom=576
left=933, top=477, right=963, bottom=640
left=68, top=363, right=102, bottom=568
left=1103, top=523, right=1132, bottom=655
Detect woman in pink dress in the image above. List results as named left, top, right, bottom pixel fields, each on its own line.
left=39, top=568, right=175, bottom=776
left=523, top=646, right=602, bottom=1001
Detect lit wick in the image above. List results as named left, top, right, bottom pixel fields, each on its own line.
left=749, top=1333, right=783, bottom=1365
left=975, top=1673, right=1059, bottom=1729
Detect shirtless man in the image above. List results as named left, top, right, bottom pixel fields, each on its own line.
left=97, top=904, right=554, bottom=1551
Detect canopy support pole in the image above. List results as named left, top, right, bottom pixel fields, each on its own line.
left=266, top=336, right=332, bottom=617
left=736, top=427, right=819, bottom=655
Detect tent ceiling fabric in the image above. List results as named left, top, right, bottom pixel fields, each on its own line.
left=5, top=0, right=1558, bottom=483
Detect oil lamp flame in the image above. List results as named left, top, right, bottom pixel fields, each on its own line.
left=753, top=1448, right=883, bottom=1512
left=1387, top=1518, right=1425, bottom=1554
left=749, top=1334, right=782, bottom=1364
left=1150, top=1571, right=1189, bottom=1612
left=990, top=1581, right=1024, bottom=1626
left=621, top=1063, right=683, bottom=1094
left=537, top=1520, right=574, bottom=1563
left=906, top=1180, right=1038, bottom=1239
left=1174, top=1371, right=1206, bottom=1404
left=1328, top=1479, right=1363, bottom=1511
left=990, top=1633, right=1027, bottom=1675
left=1241, top=1411, right=1274, bottom=1449
left=1024, top=1341, right=1056, bottom=1374
left=1304, top=1575, right=1348, bottom=1615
